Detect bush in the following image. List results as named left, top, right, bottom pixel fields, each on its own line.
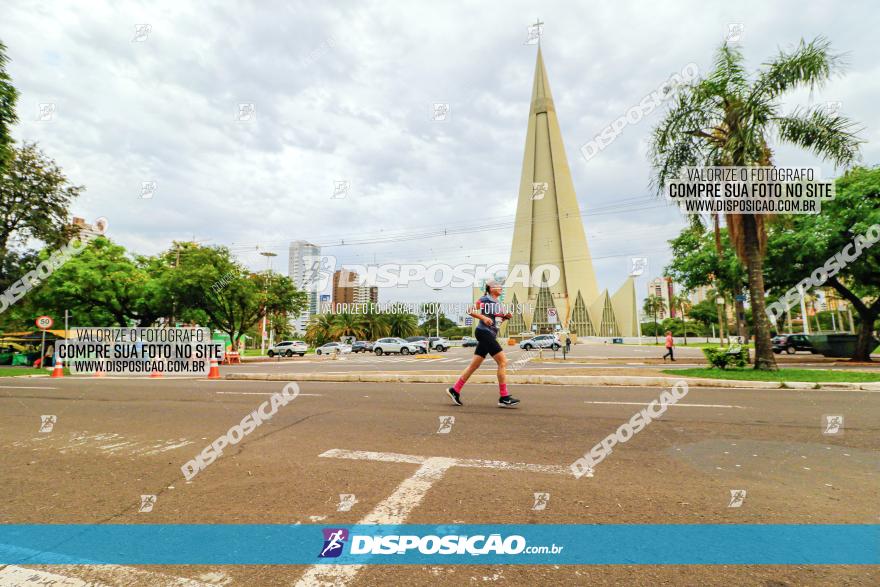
left=702, top=345, right=749, bottom=369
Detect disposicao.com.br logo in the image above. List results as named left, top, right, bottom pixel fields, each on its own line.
left=318, top=528, right=563, bottom=558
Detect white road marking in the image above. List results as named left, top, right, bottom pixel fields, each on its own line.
left=0, top=385, right=58, bottom=390
left=295, top=449, right=567, bottom=586
left=584, top=400, right=746, bottom=409
left=0, top=564, right=215, bottom=586
left=29, top=432, right=194, bottom=457
left=0, top=566, right=100, bottom=586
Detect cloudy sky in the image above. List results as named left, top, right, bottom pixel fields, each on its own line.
left=4, top=0, right=878, bottom=309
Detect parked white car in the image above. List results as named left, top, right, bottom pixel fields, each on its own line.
left=267, top=340, right=308, bottom=357
left=373, top=337, right=422, bottom=356
left=519, top=334, right=561, bottom=350
left=315, top=342, right=352, bottom=355
left=428, top=337, right=451, bottom=352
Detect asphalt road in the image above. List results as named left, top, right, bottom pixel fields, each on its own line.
left=2, top=376, right=878, bottom=585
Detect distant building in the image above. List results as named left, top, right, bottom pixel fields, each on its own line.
left=332, top=269, right=378, bottom=311
left=288, top=240, right=321, bottom=332
left=647, top=277, right=675, bottom=319
left=333, top=269, right=359, bottom=306
left=689, top=285, right=711, bottom=305
left=70, top=216, right=106, bottom=239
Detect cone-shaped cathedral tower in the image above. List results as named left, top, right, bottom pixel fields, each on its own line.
left=503, top=47, right=636, bottom=337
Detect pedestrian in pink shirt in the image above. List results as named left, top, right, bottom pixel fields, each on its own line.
left=662, top=330, right=675, bottom=362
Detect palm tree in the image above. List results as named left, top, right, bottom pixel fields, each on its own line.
left=650, top=37, right=862, bottom=370
left=671, top=293, right=693, bottom=345
left=384, top=311, right=419, bottom=338
left=305, top=314, right=334, bottom=346
left=643, top=295, right=666, bottom=344
left=329, top=312, right=367, bottom=340
left=362, top=311, right=389, bottom=340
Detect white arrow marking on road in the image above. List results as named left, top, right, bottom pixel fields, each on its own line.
left=294, top=449, right=568, bottom=586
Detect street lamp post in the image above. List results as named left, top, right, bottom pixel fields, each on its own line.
left=260, top=251, right=277, bottom=356
left=432, top=287, right=442, bottom=340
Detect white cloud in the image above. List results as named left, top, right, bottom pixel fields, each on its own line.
left=4, top=0, right=877, bottom=307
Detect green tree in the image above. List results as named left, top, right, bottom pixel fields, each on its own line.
left=31, top=237, right=167, bottom=326
left=165, top=245, right=306, bottom=344
left=0, top=40, right=19, bottom=169
left=643, top=294, right=666, bottom=344
left=670, top=293, right=693, bottom=345
left=329, top=312, right=367, bottom=340
left=269, top=311, right=293, bottom=341
left=650, top=37, right=863, bottom=370
left=688, top=299, right=719, bottom=339
left=763, top=167, right=880, bottom=360
left=384, top=311, right=419, bottom=338
left=0, top=143, right=83, bottom=283
left=665, top=226, right=746, bottom=339
left=305, top=314, right=334, bottom=346
left=361, top=309, right=389, bottom=340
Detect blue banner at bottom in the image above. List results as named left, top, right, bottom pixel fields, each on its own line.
left=1, top=525, right=877, bottom=565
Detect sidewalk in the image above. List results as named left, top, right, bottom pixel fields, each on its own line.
left=225, top=370, right=880, bottom=391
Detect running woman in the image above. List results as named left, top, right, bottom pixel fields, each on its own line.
left=446, top=279, right=520, bottom=408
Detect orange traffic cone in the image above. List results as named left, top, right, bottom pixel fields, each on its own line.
left=208, top=359, right=221, bottom=380
left=149, top=368, right=163, bottom=378
left=51, top=359, right=64, bottom=378
left=93, top=368, right=106, bottom=378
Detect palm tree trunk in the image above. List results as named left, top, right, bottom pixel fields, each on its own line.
left=734, top=295, right=747, bottom=339
left=682, top=309, right=688, bottom=346
left=742, top=216, right=777, bottom=371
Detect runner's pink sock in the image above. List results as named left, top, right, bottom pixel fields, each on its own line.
left=499, top=383, right=508, bottom=396
left=453, top=378, right=466, bottom=393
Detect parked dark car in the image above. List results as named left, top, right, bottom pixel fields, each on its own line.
left=351, top=341, right=374, bottom=353
left=772, top=334, right=815, bottom=354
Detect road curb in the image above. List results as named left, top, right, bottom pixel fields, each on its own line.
left=782, top=381, right=819, bottom=390
left=224, top=372, right=790, bottom=388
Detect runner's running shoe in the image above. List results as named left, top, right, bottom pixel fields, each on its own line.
left=446, top=387, right=463, bottom=406
left=498, top=395, right=520, bottom=408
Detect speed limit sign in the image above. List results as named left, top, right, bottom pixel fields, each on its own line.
left=35, top=315, right=54, bottom=330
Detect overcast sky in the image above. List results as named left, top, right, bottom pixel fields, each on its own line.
left=4, top=0, right=878, bottom=310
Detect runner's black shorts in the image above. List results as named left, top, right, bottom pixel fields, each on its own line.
left=474, top=328, right=503, bottom=358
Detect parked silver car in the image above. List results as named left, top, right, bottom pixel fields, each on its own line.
left=519, top=334, right=561, bottom=350
left=267, top=340, right=308, bottom=357
left=315, top=342, right=352, bottom=356
left=373, top=337, right=422, bottom=356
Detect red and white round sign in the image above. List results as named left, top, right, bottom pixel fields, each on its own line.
left=35, top=315, right=54, bottom=330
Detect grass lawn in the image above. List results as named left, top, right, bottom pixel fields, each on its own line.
left=663, top=367, right=880, bottom=383
left=628, top=341, right=754, bottom=349
left=0, top=367, right=49, bottom=377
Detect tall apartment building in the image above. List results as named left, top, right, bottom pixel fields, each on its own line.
left=647, top=277, right=676, bottom=319
left=288, top=240, right=321, bottom=332
left=332, top=269, right=378, bottom=310
left=689, top=284, right=711, bottom=305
